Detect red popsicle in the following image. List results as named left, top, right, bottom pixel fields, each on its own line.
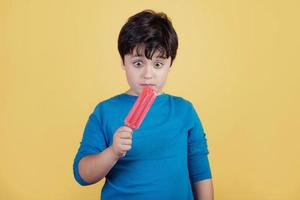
left=124, top=86, right=157, bottom=129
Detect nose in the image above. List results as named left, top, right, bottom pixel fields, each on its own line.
left=142, top=65, right=153, bottom=80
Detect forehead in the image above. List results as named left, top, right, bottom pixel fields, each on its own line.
left=127, top=44, right=169, bottom=60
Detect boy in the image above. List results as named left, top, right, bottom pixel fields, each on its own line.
left=73, top=9, right=214, bottom=200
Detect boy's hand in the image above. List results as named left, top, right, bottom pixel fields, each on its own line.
left=111, top=126, right=133, bottom=158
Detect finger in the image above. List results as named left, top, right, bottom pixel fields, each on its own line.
left=120, top=150, right=126, bottom=155
left=119, top=131, right=132, bottom=139
left=120, top=139, right=132, bottom=145
left=119, top=126, right=133, bottom=133
left=121, top=145, right=132, bottom=151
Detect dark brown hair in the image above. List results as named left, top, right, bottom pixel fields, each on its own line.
left=118, top=9, right=178, bottom=66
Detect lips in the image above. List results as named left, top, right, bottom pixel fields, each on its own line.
left=140, top=84, right=156, bottom=86
left=139, top=84, right=157, bottom=93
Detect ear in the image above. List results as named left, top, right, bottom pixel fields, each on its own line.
left=121, top=59, right=125, bottom=70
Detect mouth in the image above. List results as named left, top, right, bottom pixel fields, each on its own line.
left=140, top=84, right=156, bottom=86
left=139, top=84, right=158, bottom=94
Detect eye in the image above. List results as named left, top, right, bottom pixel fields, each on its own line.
left=154, top=62, right=164, bottom=69
left=132, top=60, right=143, bottom=68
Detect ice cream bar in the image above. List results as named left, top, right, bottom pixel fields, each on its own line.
left=124, top=86, right=157, bottom=129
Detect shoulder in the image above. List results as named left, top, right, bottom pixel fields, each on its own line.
left=167, top=94, right=202, bottom=119
left=167, top=94, right=200, bottom=128
left=167, top=94, right=194, bottom=109
left=92, top=94, right=123, bottom=114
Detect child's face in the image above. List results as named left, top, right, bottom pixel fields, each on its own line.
left=122, top=46, right=171, bottom=96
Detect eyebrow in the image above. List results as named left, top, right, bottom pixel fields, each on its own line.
left=131, top=55, right=143, bottom=58
left=131, top=55, right=167, bottom=60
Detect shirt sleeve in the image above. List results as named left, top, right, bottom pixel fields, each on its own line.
left=73, top=104, right=108, bottom=186
left=187, top=102, right=212, bottom=184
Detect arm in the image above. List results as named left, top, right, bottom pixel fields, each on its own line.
left=192, top=179, right=214, bottom=200
left=187, top=102, right=213, bottom=199
left=78, top=146, right=119, bottom=184
left=77, top=126, right=133, bottom=185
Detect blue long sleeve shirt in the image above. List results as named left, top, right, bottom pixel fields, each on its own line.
left=73, top=93, right=212, bottom=200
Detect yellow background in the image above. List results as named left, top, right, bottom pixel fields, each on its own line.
left=1, top=0, right=299, bottom=199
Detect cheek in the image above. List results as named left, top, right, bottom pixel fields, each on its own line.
left=158, top=70, right=169, bottom=79
left=126, top=69, right=140, bottom=81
